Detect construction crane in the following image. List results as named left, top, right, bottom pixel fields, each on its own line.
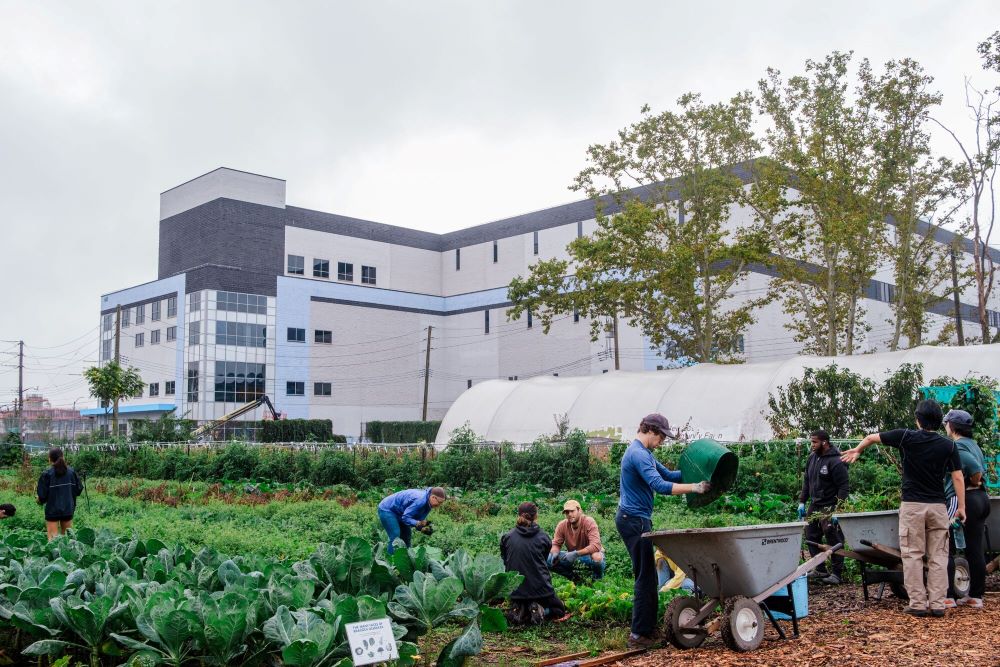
left=191, top=395, right=280, bottom=440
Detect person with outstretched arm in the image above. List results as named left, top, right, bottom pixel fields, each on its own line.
left=841, top=400, right=964, bottom=618
left=377, top=486, right=446, bottom=554
left=616, top=413, right=711, bottom=649
left=799, top=429, right=850, bottom=584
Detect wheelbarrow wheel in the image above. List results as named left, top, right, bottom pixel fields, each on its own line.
left=664, top=596, right=706, bottom=649
left=953, top=556, right=971, bottom=599
left=721, top=596, right=765, bottom=652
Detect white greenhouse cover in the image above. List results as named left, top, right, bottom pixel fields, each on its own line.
left=435, top=343, right=1000, bottom=444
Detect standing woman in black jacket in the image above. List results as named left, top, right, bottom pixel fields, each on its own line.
left=36, top=448, right=83, bottom=540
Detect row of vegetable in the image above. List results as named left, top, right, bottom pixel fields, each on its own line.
left=0, top=527, right=523, bottom=666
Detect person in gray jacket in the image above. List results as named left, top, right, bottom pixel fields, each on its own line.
left=36, top=448, right=82, bottom=540
left=799, top=430, right=849, bottom=584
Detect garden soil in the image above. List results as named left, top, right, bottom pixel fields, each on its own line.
left=619, top=573, right=1000, bottom=667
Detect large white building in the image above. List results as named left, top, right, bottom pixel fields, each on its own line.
left=85, top=167, right=1000, bottom=438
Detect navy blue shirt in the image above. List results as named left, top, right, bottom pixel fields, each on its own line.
left=618, top=439, right=682, bottom=519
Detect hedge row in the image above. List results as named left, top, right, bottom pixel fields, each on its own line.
left=259, top=419, right=341, bottom=443
left=364, top=421, right=441, bottom=443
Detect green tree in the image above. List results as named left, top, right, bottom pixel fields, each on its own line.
left=753, top=52, right=884, bottom=356
left=861, top=58, right=970, bottom=349
left=83, top=361, right=144, bottom=436
left=509, top=93, right=769, bottom=364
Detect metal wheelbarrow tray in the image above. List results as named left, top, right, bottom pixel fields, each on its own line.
left=645, top=522, right=836, bottom=652
left=834, top=509, right=971, bottom=601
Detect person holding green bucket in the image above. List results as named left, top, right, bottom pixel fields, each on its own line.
left=616, top=413, right=712, bottom=649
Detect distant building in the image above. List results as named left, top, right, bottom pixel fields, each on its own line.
left=1, top=394, right=93, bottom=443
left=90, top=167, right=1000, bottom=438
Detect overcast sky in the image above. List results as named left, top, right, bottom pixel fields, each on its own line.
left=1, top=0, right=998, bottom=410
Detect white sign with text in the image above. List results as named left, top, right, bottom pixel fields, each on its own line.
left=345, top=618, right=399, bottom=665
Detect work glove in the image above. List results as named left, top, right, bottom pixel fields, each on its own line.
left=690, top=481, right=711, bottom=494
left=546, top=553, right=556, bottom=567
left=797, top=503, right=806, bottom=520
left=562, top=551, right=579, bottom=564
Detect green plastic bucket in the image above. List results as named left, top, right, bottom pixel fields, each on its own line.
left=679, top=438, right=738, bottom=508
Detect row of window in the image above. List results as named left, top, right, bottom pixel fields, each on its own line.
left=288, top=255, right=377, bottom=285
left=102, top=297, right=178, bottom=332
left=133, top=326, right=177, bottom=347
left=482, top=307, right=576, bottom=334
left=217, top=291, right=268, bottom=314
left=287, top=328, right=333, bottom=343
left=145, top=381, right=176, bottom=398
left=286, top=381, right=332, bottom=396
left=455, top=231, right=544, bottom=272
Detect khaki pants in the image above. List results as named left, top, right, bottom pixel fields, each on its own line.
left=898, top=502, right=949, bottom=611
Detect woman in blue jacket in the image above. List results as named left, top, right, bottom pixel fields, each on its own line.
left=36, top=448, right=83, bottom=540
left=378, top=486, right=447, bottom=554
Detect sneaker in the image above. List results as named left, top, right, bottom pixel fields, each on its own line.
left=903, top=607, right=929, bottom=618
left=627, top=633, right=660, bottom=649
left=808, top=570, right=827, bottom=580
left=528, top=602, right=545, bottom=626
left=957, top=597, right=984, bottom=609
left=943, top=598, right=957, bottom=609
left=820, top=574, right=842, bottom=585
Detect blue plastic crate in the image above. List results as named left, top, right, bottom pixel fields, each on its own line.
left=764, top=575, right=808, bottom=621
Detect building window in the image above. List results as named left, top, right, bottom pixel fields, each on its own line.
left=150, top=329, right=160, bottom=345
left=533, top=231, right=539, bottom=255
left=135, top=333, right=144, bottom=347
left=136, top=304, right=145, bottom=324
left=493, top=240, right=498, bottom=263
left=287, top=327, right=306, bottom=343
left=314, top=382, right=332, bottom=396
left=315, top=330, right=332, bottom=344
left=149, top=382, right=159, bottom=397
left=573, top=307, right=580, bottom=323
left=337, top=262, right=354, bottom=281
left=102, top=313, right=112, bottom=332
left=190, top=292, right=201, bottom=313
left=456, top=248, right=461, bottom=271
left=361, top=265, right=376, bottom=285
left=165, top=381, right=175, bottom=396
left=527, top=310, right=533, bottom=329
left=314, top=259, right=330, bottom=278
left=102, top=339, right=111, bottom=361
left=215, top=321, right=267, bottom=347
left=484, top=309, right=490, bottom=334
left=286, top=381, right=305, bottom=396
left=288, top=254, right=305, bottom=275
left=133, top=387, right=144, bottom=399
left=166, top=326, right=176, bottom=342
left=577, top=221, right=583, bottom=238
left=122, top=308, right=130, bottom=328
left=467, top=379, right=473, bottom=389
left=216, top=291, right=267, bottom=314
left=151, top=300, right=161, bottom=321
left=213, top=362, right=265, bottom=403
left=168, top=296, right=177, bottom=317
left=188, top=320, right=200, bottom=346
left=186, top=363, right=199, bottom=403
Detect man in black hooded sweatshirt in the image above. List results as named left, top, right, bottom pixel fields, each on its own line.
left=799, top=429, right=849, bottom=584
left=500, top=502, right=569, bottom=624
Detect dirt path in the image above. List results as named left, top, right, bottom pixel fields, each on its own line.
left=623, top=582, right=1000, bottom=667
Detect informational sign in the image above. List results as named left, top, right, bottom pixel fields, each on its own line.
left=344, top=618, right=399, bottom=665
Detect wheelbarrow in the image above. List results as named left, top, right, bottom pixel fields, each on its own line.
left=984, top=497, right=1000, bottom=573
left=645, top=522, right=837, bottom=652
left=833, top=510, right=970, bottom=601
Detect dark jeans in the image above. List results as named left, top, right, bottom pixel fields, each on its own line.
left=616, top=509, right=656, bottom=638
left=550, top=553, right=606, bottom=581
left=948, top=488, right=991, bottom=599
left=805, top=504, right=844, bottom=576
left=378, top=509, right=412, bottom=555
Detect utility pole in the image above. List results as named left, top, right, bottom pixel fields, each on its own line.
left=612, top=313, right=620, bottom=371
left=421, top=325, right=432, bottom=421
left=950, top=245, right=965, bottom=346
left=113, top=305, right=121, bottom=435
left=17, top=340, right=23, bottom=442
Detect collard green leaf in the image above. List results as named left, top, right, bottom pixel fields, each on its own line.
left=478, top=606, right=507, bottom=632
left=387, top=572, right=463, bottom=630
left=282, top=639, right=321, bottom=667
left=22, top=639, right=75, bottom=656
left=435, top=620, right=483, bottom=667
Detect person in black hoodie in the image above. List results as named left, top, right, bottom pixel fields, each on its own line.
left=36, top=448, right=83, bottom=540
left=500, top=502, right=570, bottom=625
left=798, top=430, right=849, bottom=584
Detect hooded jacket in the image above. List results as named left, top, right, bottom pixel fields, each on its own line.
left=37, top=466, right=83, bottom=521
left=799, top=446, right=849, bottom=508
left=500, top=523, right=556, bottom=600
